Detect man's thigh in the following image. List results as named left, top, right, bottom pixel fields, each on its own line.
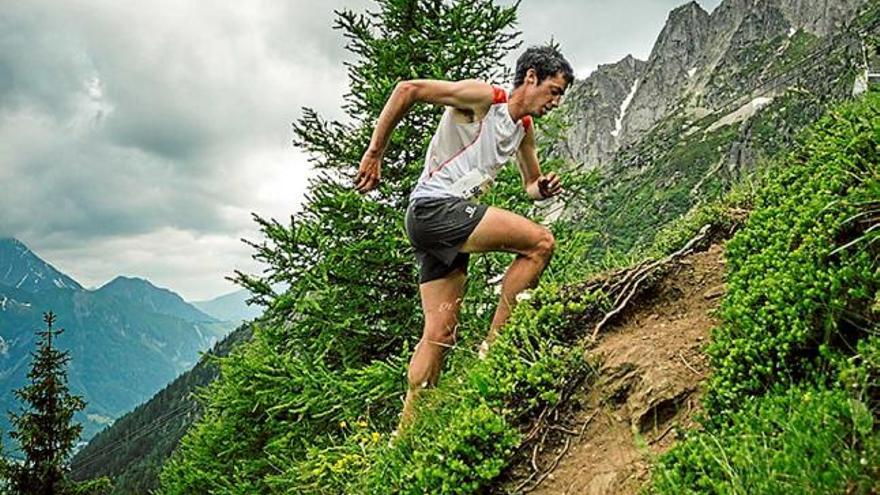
left=419, top=267, right=467, bottom=326
left=460, top=206, right=548, bottom=256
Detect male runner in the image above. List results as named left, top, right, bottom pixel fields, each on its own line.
left=355, top=45, right=574, bottom=426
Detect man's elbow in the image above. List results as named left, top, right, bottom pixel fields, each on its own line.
left=394, top=80, right=419, bottom=103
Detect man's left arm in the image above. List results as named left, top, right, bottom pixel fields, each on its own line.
left=517, top=124, right=563, bottom=200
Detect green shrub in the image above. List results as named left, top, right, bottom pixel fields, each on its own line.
left=354, top=282, right=595, bottom=494
left=839, top=335, right=880, bottom=414
left=705, top=91, right=880, bottom=416
left=651, top=386, right=880, bottom=495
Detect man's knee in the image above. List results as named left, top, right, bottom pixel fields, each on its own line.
left=422, top=320, right=458, bottom=348
left=531, top=228, right=555, bottom=262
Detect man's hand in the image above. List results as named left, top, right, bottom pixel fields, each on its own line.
left=355, top=150, right=382, bottom=193
left=537, top=172, right=563, bottom=199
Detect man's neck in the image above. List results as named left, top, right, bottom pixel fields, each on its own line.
left=507, top=87, right=528, bottom=122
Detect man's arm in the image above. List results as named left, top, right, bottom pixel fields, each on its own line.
left=355, top=79, right=494, bottom=193
left=516, top=125, right=563, bottom=201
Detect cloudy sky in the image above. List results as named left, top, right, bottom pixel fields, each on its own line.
left=1, top=0, right=721, bottom=301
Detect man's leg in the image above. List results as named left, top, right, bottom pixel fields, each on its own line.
left=399, top=267, right=467, bottom=429
left=461, top=206, right=555, bottom=346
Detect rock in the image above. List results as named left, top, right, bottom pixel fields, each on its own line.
left=703, top=284, right=726, bottom=300
left=557, top=55, right=646, bottom=169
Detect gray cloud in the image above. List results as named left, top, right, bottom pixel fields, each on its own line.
left=2, top=0, right=720, bottom=300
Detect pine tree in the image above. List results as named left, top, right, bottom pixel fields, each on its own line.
left=3, top=312, right=111, bottom=495
left=233, top=0, right=521, bottom=366
left=158, top=1, right=522, bottom=493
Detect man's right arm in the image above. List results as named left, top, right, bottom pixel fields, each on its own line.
left=355, top=79, right=494, bottom=193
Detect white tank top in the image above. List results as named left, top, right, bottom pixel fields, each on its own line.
left=409, top=86, right=532, bottom=200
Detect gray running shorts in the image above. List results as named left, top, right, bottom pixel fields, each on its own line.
left=404, top=196, right=489, bottom=284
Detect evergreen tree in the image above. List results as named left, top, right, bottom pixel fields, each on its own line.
left=234, top=0, right=521, bottom=365
left=3, top=312, right=111, bottom=495
left=158, top=1, right=522, bottom=492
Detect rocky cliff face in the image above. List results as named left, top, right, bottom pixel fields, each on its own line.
left=777, top=0, right=866, bottom=36
left=561, top=0, right=868, bottom=162
left=553, top=0, right=873, bottom=255
left=558, top=55, right=645, bottom=169
left=619, top=2, right=711, bottom=142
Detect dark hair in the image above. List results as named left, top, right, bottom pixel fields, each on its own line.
left=513, top=45, right=574, bottom=88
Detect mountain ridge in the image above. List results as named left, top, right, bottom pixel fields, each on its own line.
left=0, top=238, right=83, bottom=293
left=0, top=238, right=237, bottom=457
left=96, top=275, right=217, bottom=323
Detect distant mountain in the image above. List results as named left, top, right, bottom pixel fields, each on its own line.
left=191, top=288, right=262, bottom=324
left=0, top=239, right=237, bottom=457
left=0, top=238, right=82, bottom=292
left=98, top=276, right=217, bottom=323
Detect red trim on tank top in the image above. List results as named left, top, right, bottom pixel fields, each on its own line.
left=522, top=115, right=532, bottom=130
left=492, top=86, right=507, bottom=104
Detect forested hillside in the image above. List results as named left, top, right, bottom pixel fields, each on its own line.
left=68, top=324, right=253, bottom=495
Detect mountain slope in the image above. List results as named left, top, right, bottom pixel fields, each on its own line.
left=191, top=289, right=262, bottom=324
left=0, top=238, right=82, bottom=292
left=97, top=276, right=217, bottom=323
left=0, top=240, right=237, bottom=456
left=68, top=324, right=253, bottom=495
left=557, top=54, right=646, bottom=169
left=557, top=0, right=874, bottom=255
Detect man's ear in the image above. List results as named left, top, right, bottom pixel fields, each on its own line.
left=525, top=67, right=538, bottom=85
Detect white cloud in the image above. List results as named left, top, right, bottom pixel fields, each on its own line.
left=1, top=0, right=369, bottom=299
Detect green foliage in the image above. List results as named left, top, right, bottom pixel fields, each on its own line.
left=2, top=312, right=112, bottom=495
left=645, top=176, right=758, bottom=259
left=838, top=335, right=880, bottom=414
left=705, top=91, right=880, bottom=416
left=69, top=325, right=253, bottom=495
left=386, top=402, right=520, bottom=494
left=354, top=282, right=594, bottom=494
left=476, top=284, right=592, bottom=417
left=651, top=386, right=880, bottom=495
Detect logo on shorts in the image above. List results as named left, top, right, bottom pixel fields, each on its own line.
left=465, top=205, right=476, bottom=218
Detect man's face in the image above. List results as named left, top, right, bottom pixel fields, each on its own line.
left=524, top=69, right=568, bottom=117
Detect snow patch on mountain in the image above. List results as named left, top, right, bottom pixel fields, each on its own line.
left=611, top=79, right=639, bottom=138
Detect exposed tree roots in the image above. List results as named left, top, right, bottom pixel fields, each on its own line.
left=504, top=223, right=718, bottom=494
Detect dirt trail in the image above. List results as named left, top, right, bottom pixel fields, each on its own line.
left=499, top=243, right=726, bottom=495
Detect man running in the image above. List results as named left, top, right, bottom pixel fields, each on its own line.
left=355, top=45, right=574, bottom=426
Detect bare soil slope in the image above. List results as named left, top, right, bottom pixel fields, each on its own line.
left=499, top=243, right=726, bottom=494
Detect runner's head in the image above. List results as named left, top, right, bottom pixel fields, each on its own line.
left=513, top=45, right=574, bottom=117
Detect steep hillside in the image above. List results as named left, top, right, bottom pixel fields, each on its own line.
left=500, top=244, right=724, bottom=493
